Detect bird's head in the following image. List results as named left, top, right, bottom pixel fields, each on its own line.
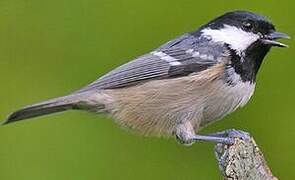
left=199, top=11, right=290, bottom=56
left=193, top=10, right=290, bottom=82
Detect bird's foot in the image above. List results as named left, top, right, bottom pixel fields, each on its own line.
left=210, top=129, right=251, bottom=170
left=207, top=129, right=251, bottom=142
left=190, top=129, right=251, bottom=145
left=174, top=122, right=250, bottom=146
left=214, top=142, right=229, bottom=174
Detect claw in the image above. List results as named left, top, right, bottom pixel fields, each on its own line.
left=214, top=143, right=228, bottom=174
left=214, top=143, right=224, bottom=159
left=226, top=129, right=251, bottom=141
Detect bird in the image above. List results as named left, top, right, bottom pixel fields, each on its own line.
left=2, top=10, right=289, bottom=145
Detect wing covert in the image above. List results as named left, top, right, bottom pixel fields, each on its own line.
left=76, top=47, right=218, bottom=92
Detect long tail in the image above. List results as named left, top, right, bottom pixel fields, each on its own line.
left=2, top=93, right=92, bottom=125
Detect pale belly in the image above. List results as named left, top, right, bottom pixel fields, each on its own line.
left=199, top=80, right=256, bottom=128
left=103, top=65, right=256, bottom=137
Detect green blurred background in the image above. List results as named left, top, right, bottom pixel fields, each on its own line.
left=0, top=0, right=294, bottom=179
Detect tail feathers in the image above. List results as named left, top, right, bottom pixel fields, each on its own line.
left=2, top=94, right=86, bottom=125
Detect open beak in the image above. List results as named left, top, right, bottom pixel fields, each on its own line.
left=261, top=31, right=290, bottom=47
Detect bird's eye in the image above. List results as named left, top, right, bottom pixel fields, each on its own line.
left=243, top=22, right=254, bottom=31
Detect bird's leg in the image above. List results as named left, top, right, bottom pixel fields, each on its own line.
left=175, top=122, right=251, bottom=145
left=206, top=129, right=251, bottom=141
left=174, top=122, right=197, bottom=146
left=174, top=122, right=232, bottom=145
left=192, top=134, right=235, bottom=144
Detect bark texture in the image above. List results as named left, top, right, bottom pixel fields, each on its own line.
left=215, top=137, right=277, bottom=180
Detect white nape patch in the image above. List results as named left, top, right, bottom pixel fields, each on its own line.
left=201, top=25, right=260, bottom=54
left=151, top=51, right=181, bottom=66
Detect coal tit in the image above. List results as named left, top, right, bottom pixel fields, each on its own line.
left=3, top=11, right=290, bottom=145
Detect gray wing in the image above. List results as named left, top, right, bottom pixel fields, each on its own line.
left=76, top=37, right=222, bottom=92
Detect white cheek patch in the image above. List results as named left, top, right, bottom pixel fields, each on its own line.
left=201, top=25, right=260, bottom=53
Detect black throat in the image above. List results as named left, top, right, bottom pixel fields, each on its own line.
left=228, top=41, right=271, bottom=83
